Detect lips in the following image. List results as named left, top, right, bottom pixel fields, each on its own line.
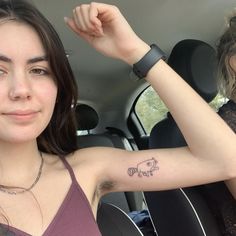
left=2, top=110, right=40, bottom=122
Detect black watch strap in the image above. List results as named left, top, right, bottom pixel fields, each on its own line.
left=133, top=44, right=166, bottom=79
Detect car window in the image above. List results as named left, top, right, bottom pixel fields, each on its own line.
left=135, top=86, right=227, bottom=135
left=135, top=86, right=168, bottom=134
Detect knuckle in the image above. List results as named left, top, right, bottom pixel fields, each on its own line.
left=109, top=4, right=120, bottom=14
left=74, top=6, right=80, bottom=12
left=90, top=2, right=97, bottom=7
left=111, top=4, right=118, bottom=10
left=80, top=4, right=88, bottom=10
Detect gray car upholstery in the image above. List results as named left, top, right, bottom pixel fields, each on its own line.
left=145, top=39, right=222, bottom=236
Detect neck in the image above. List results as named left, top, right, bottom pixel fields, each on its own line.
left=0, top=140, right=42, bottom=186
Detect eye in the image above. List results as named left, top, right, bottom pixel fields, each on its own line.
left=0, top=69, right=7, bottom=77
left=30, top=68, right=49, bottom=76
left=146, top=162, right=152, bottom=166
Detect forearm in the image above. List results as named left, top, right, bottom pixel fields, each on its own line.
left=124, top=43, right=236, bottom=173
left=148, top=60, right=234, bottom=157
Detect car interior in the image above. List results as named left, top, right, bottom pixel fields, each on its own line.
left=33, top=0, right=236, bottom=235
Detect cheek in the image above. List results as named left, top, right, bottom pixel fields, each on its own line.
left=0, top=81, right=9, bottom=98
left=39, top=82, right=58, bottom=107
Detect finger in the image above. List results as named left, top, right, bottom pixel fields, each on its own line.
left=80, top=4, right=97, bottom=32
left=90, top=2, right=120, bottom=22
left=89, top=3, right=102, bottom=27
left=64, top=17, right=97, bottom=43
left=73, top=7, right=86, bottom=32
left=73, top=5, right=102, bottom=36
left=89, top=3, right=104, bottom=35
left=88, top=2, right=123, bottom=35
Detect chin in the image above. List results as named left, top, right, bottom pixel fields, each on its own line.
left=0, top=127, right=44, bottom=145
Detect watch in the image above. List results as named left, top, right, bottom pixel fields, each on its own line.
left=133, top=44, right=166, bottom=79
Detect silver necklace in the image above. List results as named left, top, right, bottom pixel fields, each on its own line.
left=0, top=152, right=44, bottom=195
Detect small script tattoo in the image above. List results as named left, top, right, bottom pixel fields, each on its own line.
left=127, top=157, right=159, bottom=177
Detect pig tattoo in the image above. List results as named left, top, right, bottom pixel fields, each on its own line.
left=127, top=158, right=159, bottom=177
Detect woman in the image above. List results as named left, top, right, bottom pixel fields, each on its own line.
left=0, top=0, right=235, bottom=235
left=217, top=14, right=236, bottom=199
left=202, top=14, right=236, bottom=236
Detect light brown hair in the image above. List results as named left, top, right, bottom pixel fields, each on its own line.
left=217, top=12, right=236, bottom=102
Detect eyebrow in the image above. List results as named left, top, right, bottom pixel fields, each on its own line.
left=0, top=54, right=48, bottom=64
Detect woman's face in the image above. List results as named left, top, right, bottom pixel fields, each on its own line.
left=0, top=21, right=57, bottom=144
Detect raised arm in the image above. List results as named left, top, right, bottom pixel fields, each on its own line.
left=65, top=3, right=236, bottom=194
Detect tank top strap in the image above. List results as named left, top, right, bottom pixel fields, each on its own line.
left=60, top=156, right=77, bottom=182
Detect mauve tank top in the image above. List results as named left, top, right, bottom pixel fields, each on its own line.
left=0, top=156, right=102, bottom=236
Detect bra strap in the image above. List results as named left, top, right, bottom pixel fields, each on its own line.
left=60, top=156, right=77, bottom=182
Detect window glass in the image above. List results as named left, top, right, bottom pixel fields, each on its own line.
left=135, top=86, right=168, bottom=134
left=135, top=86, right=227, bottom=134
left=77, top=130, right=89, bottom=135
left=209, top=93, right=227, bottom=111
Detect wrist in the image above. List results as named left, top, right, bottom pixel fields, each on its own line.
left=132, top=44, right=166, bottom=79
left=122, top=41, right=150, bottom=65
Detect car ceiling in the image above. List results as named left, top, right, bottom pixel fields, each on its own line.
left=33, top=0, right=236, bottom=134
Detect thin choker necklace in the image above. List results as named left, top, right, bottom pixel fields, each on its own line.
left=0, top=152, right=44, bottom=195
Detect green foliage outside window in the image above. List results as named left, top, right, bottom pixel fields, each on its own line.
left=135, top=87, right=168, bottom=134
left=135, top=86, right=226, bottom=134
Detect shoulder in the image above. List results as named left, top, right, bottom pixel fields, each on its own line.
left=63, top=147, right=129, bottom=202
left=71, top=146, right=126, bottom=171
left=67, top=147, right=130, bottom=178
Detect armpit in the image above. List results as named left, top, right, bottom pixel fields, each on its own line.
left=93, top=180, right=116, bottom=201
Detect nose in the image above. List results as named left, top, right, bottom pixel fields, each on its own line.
left=8, top=72, right=32, bottom=101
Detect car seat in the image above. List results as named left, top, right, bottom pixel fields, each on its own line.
left=97, top=202, right=144, bottom=236
left=145, top=39, right=222, bottom=236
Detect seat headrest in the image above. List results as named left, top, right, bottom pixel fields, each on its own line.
left=75, top=104, right=99, bottom=130
left=168, top=39, right=218, bottom=102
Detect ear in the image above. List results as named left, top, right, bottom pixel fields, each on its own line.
left=229, top=54, right=236, bottom=73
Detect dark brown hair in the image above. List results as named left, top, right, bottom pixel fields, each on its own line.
left=0, top=0, right=78, bottom=155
